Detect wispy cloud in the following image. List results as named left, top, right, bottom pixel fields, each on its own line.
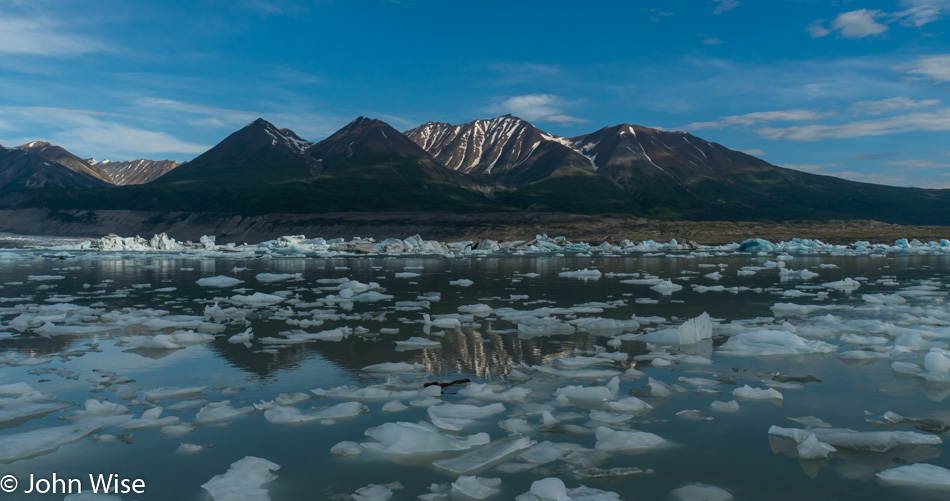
left=895, top=0, right=950, bottom=27
left=850, top=97, right=940, bottom=115
left=807, top=20, right=831, bottom=38
left=0, top=106, right=211, bottom=157
left=712, top=0, right=740, bottom=15
left=683, top=109, right=829, bottom=130
left=493, top=94, right=586, bottom=125
left=757, top=108, right=950, bottom=141
left=848, top=152, right=902, bottom=161
left=884, top=158, right=950, bottom=169
left=0, top=16, right=105, bottom=56
left=702, top=38, right=724, bottom=45
left=900, top=54, right=950, bottom=83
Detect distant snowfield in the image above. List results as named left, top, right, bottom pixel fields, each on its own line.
left=0, top=236, right=949, bottom=498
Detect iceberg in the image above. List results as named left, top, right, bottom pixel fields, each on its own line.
left=362, top=422, right=490, bottom=455
left=201, top=456, right=280, bottom=501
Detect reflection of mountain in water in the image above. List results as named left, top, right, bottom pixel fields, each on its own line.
left=204, top=324, right=649, bottom=380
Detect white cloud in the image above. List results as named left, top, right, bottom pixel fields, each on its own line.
left=901, top=54, right=950, bottom=83
left=779, top=163, right=825, bottom=173
left=884, top=158, right=950, bottom=169
left=536, top=115, right=589, bottom=126
left=494, top=94, right=586, bottom=125
left=683, top=109, right=829, bottom=130
left=895, top=0, right=950, bottom=26
left=702, top=38, right=723, bottom=45
left=712, top=0, right=740, bottom=14
left=499, top=94, right=561, bottom=120
left=52, top=116, right=211, bottom=156
left=851, top=97, right=940, bottom=115
left=830, top=9, right=888, bottom=38
left=0, top=16, right=105, bottom=56
left=807, top=20, right=831, bottom=38
left=757, top=108, right=950, bottom=141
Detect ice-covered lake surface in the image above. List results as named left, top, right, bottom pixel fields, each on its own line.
left=2, top=239, right=950, bottom=500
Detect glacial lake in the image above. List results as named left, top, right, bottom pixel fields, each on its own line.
left=1, top=247, right=950, bottom=500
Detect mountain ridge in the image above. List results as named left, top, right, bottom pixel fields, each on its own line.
left=3, top=115, right=949, bottom=225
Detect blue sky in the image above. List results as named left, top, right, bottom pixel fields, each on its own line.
left=1, top=0, right=949, bottom=188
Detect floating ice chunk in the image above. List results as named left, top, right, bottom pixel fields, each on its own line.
left=121, top=407, right=179, bottom=430
left=0, top=424, right=99, bottom=463
left=361, top=362, right=427, bottom=373
left=273, top=393, right=309, bottom=406
left=264, top=401, right=365, bottom=424
left=433, top=434, right=536, bottom=474
left=428, top=402, right=506, bottom=431
left=787, top=416, right=832, bottom=428
left=362, top=422, right=490, bottom=455
left=709, top=400, right=740, bottom=413
left=230, top=293, right=284, bottom=306
left=554, top=377, right=620, bottom=408
left=0, top=383, right=38, bottom=396
left=607, top=397, right=654, bottom=415
left=450, top=279, right=474, bottom=287
left=451, top=476, right=502, bottom=499
left=822, top=278, right=861, bottom=292
left=862, top=293, right=906, bottom=305
left=650, top=280, right=683, bottom=295
left=670, top=483, right=733, bottom=501
left=768, top=425, right=942, bottom=452
left=68, top=399, right=129, bottom=421
left=924, top=349, right=950, bottom=372
left=526, top=478, right=569, bottom=501
left=642, top=312, right=712, bottom=345
left=228, top=327, right=254, bottom=345
left=877, top=463, right=950, bottom=489
left=330, top=441, right=362, bottom=455
left=733, top=385, right=782, bottom=401
left=719, top=330, right=836, bottom=356
left=382, top=401, right=408, bottom=412
left=704, top=271, right=722, bottom=280
left=594, top=426, right=665, bottom=452
left=394, top=337, right=442, bottom=350
left=0, top=391, right=73, bottom=426
left=27, top=275, right=65, bottom=281
left=196, top=276, right=243, bottom=287
left=349, top=291, right=394, bottom=302
left=394, top=271, right=421, bottom=278
left=352, top=482, right=402, bottom=501
left=797, top=433, right=836, bottom=460
left=145, top=386, right=206, bottom=401
left=255, top=273, right=302, bottom=283
left=161, top=422, right=196, bottom=436
left=520, top=441, right=588, bottom=464
left=196, top=403, right=254, bottom=424
left=201, top=456, right=280, bottom=501
left=559, top=269, right=602, bottom=280
left=177, top=442, right=206, bottom=454
left=423, top=314, right=461, bottom=329
left=458, top=383, right=531, bottom=403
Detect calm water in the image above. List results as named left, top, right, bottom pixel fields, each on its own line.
left=1, top=250, right=949, bottom=500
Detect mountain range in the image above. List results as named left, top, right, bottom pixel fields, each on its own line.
left=2, top=115, right=949, bottom=225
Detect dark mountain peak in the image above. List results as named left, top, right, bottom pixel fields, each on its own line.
left=314, top=116, right=433, bottom=161
left=17, top=141, right=53, bottom=149
left=15, top=140, right=113, bottom=185
left=152, top=117, right=319, bottom=185
left=278, top=128, right=306, bottom=142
